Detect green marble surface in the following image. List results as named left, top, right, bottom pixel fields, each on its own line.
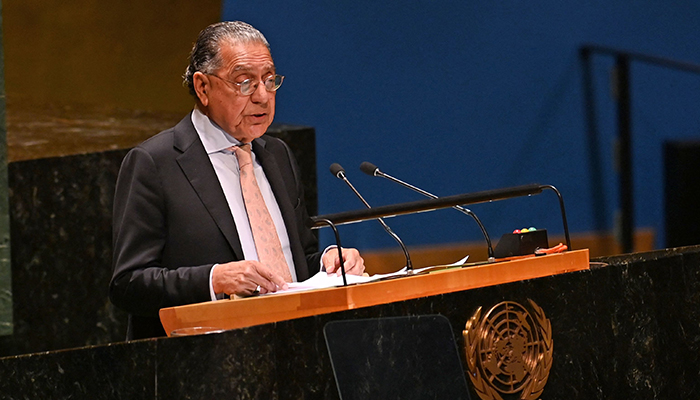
left=0, top=1, right=13, bottom=337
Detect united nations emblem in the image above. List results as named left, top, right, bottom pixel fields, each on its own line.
left=463, top=300, right=553, bottom=400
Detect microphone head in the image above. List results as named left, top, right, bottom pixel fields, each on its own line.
left=360, top=161, right=380, bottom=176
left=329, top=163, right=346, bottom=179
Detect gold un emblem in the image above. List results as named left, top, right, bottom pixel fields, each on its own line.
left=463, top=300, right=553, bottom=400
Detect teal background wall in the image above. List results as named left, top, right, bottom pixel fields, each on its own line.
left=222, top=1, right=700, bottom=251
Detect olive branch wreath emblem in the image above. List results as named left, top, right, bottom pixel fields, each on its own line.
left=463, top=299, right=553, bottom=400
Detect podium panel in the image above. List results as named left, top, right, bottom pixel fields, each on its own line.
left=324, top=315, right=471, bottom=400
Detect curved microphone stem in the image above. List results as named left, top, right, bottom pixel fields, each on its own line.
left=540, top=185, right=572, bottom=251
left=313, top=218, right=347, bottom=286
left=362, top=162, right=495, bottom=262
left=331, top=164, right=413, bottom=272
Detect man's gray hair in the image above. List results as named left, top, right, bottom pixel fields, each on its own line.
left=183, top=21, right=271, bottom=97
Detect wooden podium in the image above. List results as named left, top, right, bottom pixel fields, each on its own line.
left=159, top=249, right=589, bottom=336
left=9, top=246, right=700, bottom=399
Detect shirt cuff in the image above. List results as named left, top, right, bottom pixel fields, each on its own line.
left=319, top=245, right=337, bottom=272
left=209, top=264, right=219, bottom=301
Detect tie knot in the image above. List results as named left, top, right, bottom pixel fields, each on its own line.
left=233, top=144, right=253, bottom=169
left=236, top=143, right=252, bottom=152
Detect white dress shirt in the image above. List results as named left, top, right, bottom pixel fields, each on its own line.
left=190, top=109, right=299, bottom=299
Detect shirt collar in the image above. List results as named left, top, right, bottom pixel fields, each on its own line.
left=191, top=107, right=243, bottom=154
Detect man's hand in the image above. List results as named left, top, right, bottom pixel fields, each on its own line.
left=322, top=247, right=365, bottom=276
left=212, top=260, right=289, bottom=297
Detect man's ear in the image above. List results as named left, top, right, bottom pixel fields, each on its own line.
left=192, top=72, right=210, bottom=107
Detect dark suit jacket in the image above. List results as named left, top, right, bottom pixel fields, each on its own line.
left=109, top=113, right=320, bottom=339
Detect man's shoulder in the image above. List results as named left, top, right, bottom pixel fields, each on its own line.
left=137, top=127, right=174, bottom=151
left=135, top=114, right=197, bottom=155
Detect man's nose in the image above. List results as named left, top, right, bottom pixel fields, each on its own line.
left=249, top=81, right=270, bottom=103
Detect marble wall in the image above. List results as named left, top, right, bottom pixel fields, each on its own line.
left=0, top=150, right=130, bottom=356
left=1, top=246, right=699, bottom=399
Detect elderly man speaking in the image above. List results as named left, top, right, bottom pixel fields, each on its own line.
left=110, top=21, right=365, bottom=340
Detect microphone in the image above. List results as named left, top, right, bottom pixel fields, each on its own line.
left=360, top=161, right=495, bottom=262
left=330, top=163, right=413, bottom=271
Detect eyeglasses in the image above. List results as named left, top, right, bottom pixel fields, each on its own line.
left=207, top=73, right=284, bottom=96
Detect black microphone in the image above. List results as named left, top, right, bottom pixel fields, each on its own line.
left=330, top=163, right=413, bottom=271
left=360, top=161, right=495, bottom=262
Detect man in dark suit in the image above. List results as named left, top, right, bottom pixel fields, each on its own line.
left=110, top=21, right=365, bottom=340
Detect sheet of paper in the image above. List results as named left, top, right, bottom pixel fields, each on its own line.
left=268, top=270, right=388, bottom=295
left=281, top=271, right=376, bottom=293
left=263, top=254, right=469, bottom=296
left=445, top=254, right=470, bottom=267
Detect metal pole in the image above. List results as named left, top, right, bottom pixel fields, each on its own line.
left=615, top=56, right=634, bottom=253
left=579, top=47, right=608, bottom=235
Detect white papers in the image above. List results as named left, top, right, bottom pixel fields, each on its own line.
left=446, top=255, right=470, bottom=267
left=263, top=254, right=469, bottom=296
left=277, top=271, right=376, bottom=294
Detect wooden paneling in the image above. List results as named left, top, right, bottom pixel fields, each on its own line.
left=160, top=249, right=589, bottom=336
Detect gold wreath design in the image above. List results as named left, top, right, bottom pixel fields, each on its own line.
left=520, top=299, right=553, bottom=400
left=464, top=306, right=503, bottom=400
left=463, top=300, right=554, bottom=400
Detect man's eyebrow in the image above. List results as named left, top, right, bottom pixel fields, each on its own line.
left=232, top=63, right=276, bottom=72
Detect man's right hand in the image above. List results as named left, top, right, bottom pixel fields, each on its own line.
left=212, top=260, right=289, bottom=297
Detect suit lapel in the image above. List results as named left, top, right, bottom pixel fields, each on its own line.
left=173, top=116, right=245, bottom=261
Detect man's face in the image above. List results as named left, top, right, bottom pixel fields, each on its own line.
left=201, top=41, right=276, bottom=143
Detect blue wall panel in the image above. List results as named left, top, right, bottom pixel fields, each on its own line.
left=221, top=1, right=700, bottom=252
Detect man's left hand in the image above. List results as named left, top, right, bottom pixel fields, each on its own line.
left=322, top=247, right=365, bottom=276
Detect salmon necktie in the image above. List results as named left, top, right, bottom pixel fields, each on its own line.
left=233, top=144, right=293, bottom=283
